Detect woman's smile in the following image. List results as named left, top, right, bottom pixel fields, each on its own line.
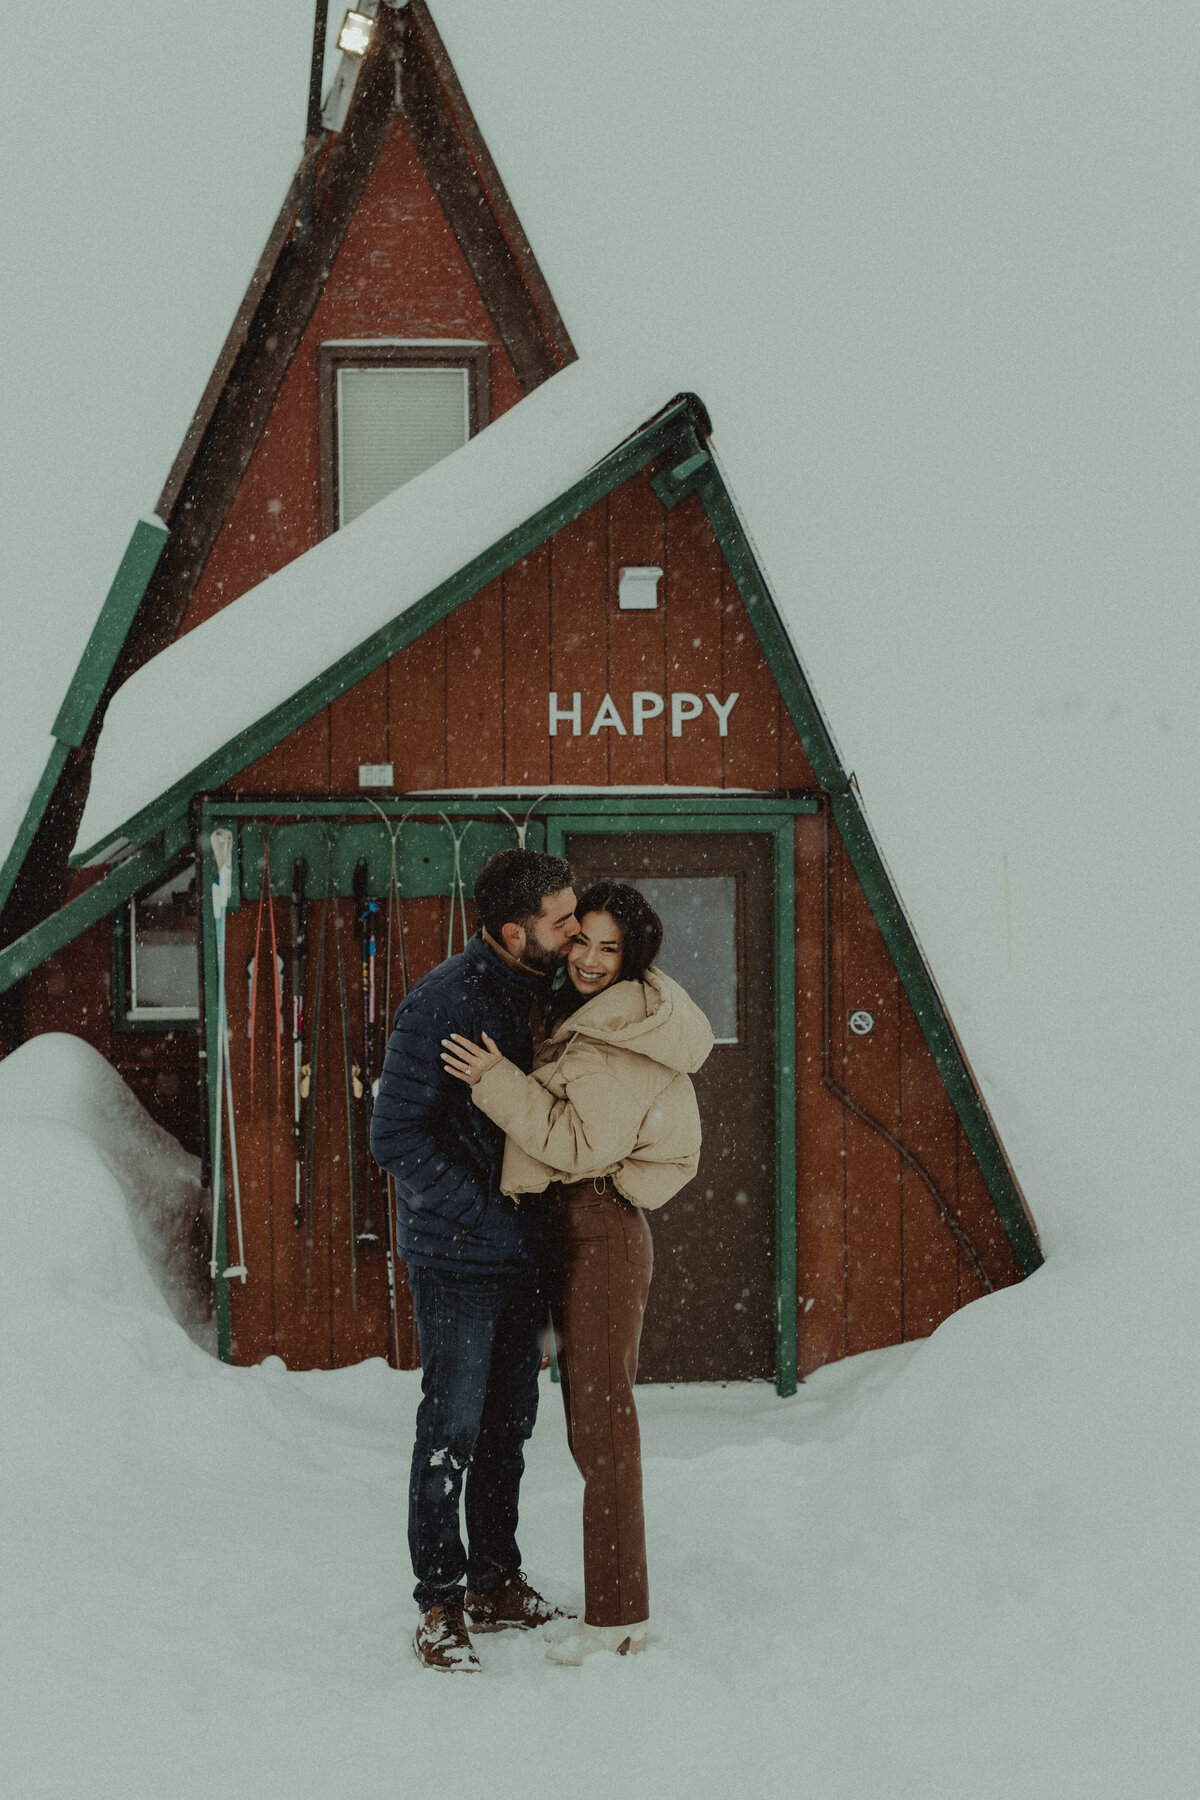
left=567, top=910, right=624, bottom=996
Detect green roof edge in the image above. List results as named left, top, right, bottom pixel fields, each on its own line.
left=53, top=520, right=170, bottom=747
left=0, top=740, right=71, bottom=920
left=0, top=520, right=170, bottom=923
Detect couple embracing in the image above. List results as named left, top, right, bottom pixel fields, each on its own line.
left=370, top=849, right=714, bottom=1672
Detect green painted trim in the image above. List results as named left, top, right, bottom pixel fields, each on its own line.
left=0, top=816, right=190, bottom=997
left=233, top=815, right=546, bottom=903
left=649, top=424, right=711, bottom=510
left=546, top=806, right=799, bottom=1397
left=771, top=820, right=798, bottom=1395
left=540, top=794, right=818, bottom=817
left=199, top=828, right=232, bottom=1362
left=0, top=739, right=70, bottom=918
left=695, top=478, right=1042, bottom=1277
left=202, top=793, right=820, bottom=820
left=53, top=521, right=169, bottom=747
left=72, top=402, right=705, bottom=867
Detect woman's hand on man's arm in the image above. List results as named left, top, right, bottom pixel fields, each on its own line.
left=441, top=1032, right=504, bottom=1086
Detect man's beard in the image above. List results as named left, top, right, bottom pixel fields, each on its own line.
left=519, top=935, right=568, bottom=975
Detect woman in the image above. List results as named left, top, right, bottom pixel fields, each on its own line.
left=441, top=881, right=713, bottom=1662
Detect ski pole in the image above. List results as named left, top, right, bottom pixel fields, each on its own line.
left=365, top=801, right=416, bottom=1006
left=247, top=826, right=285, bottom=1111
left=209, top=830, right=232, bottom=1281
left=264, top=824, right=283, bottom=1107
left=332, top=887, right=360, bottom=1313
left=222, top=1012, right=248, bottom=1283
left=290, top=857, right=309, bottom=1231
left=365, top=801, right=417, bottom=1368
left=208, top=829, right=245, bottom=1281
left=302, top=896, right=329, bottom=1304
left=353, top=857, right=379, bottom=1251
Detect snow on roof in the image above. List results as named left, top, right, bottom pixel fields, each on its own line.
left=77, top=362, right=672, bottom=853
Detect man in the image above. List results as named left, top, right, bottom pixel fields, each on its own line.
left=370, top=847, right=580, bottom=1673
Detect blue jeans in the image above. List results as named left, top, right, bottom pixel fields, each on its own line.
left=407, top=1260, right=546, bottom=1611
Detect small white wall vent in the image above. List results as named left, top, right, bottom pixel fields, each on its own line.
left=618, top=566, right=663, bottom=611
left=358, top=763, right=394, bottom=789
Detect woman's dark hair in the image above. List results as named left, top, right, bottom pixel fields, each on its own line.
left=574, top=881, right=663, bottom=984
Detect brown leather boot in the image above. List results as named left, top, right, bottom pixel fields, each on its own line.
left=465, top=1571, right=574, bottom=1632
left=413, top=1594, right=482, bottom=1672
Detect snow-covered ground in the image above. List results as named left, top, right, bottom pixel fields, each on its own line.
left=3, top=1035, right=1198, bottom=1799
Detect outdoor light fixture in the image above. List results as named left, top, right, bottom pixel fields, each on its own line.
left=337, top=10, right=374, bottom=56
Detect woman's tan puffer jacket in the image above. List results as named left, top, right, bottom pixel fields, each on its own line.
left=470, top=968, right=714, bottom=1209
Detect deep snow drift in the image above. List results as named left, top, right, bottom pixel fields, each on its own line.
left=2, top=1035, right=1198, bottom=1800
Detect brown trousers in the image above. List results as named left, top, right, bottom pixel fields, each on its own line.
left=548, top=1179, right=654, bottom=1628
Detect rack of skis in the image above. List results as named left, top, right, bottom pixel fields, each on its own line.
left=204, top=805, right=545, bottom=1364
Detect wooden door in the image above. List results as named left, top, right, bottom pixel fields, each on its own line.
left=566, top=832, right=776, bottom=1381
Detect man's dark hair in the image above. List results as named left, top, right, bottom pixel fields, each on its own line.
left=473, top=848, right=576, bottom=939
left=574, top=881, right=663, bottom=984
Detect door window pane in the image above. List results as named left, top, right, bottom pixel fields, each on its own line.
left=129, top=866, right=198, bottom=1018
left=624, top=876, right=737, bottom=1043
left=337, top=367, right=469, bottom=525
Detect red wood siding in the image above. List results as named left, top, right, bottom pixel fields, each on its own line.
left=177, top=115, right=525, bottom=639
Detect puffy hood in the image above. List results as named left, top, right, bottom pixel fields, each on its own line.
left=545, top=968, right=714, bottom=1076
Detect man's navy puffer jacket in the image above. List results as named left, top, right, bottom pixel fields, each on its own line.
left=369, top=932, right=547, bottom=1276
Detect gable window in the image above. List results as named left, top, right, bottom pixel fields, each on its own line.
left=317, top=342, right=490, bottom=534
left=114, top=864, right=200, bottom=1031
